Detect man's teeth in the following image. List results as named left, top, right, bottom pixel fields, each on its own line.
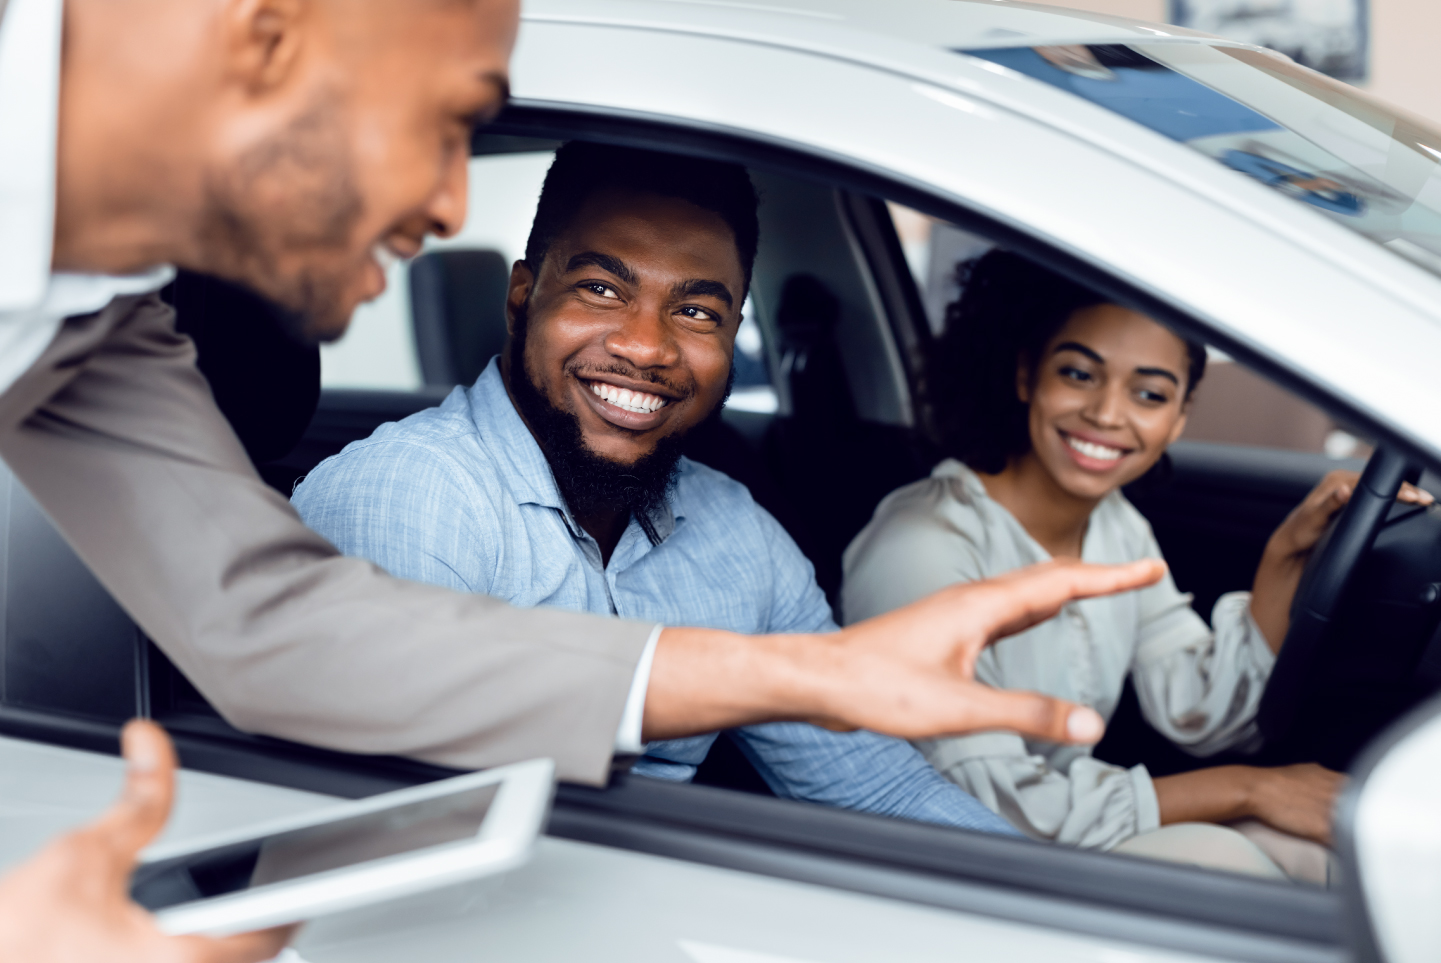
left=372, top=243, right=399, bottom=273
left=1066, top=436, right=1125, bottom=462
left=591, top=382, right=669, bottom=414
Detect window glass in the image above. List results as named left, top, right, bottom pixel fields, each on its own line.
left=886, top=200, right=1365, bottom=457
left=319, top=149, right=556, bottom=389
left=964, top=43, right=1441, bottom=279
left=728, top=298, right=779, bottom=414
left=321, top=147, right=779, bottom=413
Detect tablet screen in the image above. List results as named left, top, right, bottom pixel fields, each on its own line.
left=131, top=784, right=499, bottom=911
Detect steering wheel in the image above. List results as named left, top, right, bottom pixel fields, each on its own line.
left=1256, top=447, right=1414, bottom=746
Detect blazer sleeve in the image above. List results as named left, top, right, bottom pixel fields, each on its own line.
left=0, top=294, right=653, bottom=785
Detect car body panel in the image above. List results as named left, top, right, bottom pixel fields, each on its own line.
left=0, top=737, right=1325, bottom=963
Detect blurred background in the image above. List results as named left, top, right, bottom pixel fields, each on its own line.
left=1048, top=0, right=1441, bottom=125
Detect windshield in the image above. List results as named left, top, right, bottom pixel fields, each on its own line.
left=964, top=42, right=1441, bottom=278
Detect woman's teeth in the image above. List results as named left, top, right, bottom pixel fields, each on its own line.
left=1066, top=435, right=1125, bottom=462
left=591, top=382, right=668, bottom=414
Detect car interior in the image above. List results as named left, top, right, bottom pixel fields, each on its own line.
left=2, top=110, right=1439, bottom=951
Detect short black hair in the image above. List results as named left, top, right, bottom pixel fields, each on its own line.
left=932, top=249, right=1207, bottom=474
left=524, top=142, right=760, bottom=292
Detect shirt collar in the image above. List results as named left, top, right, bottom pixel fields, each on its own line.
left=465, top=357, right=680, bottom=542
left=0, top=0, right=172, bottom=315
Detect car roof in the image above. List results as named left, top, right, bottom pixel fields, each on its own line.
left=525, top=0, right=1226, bottom=54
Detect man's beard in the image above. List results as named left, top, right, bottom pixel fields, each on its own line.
left=507, top=306, right=688, bottom=531
left=192, top=91, right=365, bottom=345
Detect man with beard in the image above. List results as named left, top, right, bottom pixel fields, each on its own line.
left=293, top=142, right=1014, bottom=831
left=0, top=0, right=1164, bottom=954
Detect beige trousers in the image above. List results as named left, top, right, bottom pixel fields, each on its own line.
left=1113, top=821, right=1337, bottom=885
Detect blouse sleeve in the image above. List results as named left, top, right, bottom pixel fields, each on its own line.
left=915, top=733, right=1160, bottom=850
left=1127, top=525, right=1277, bottom=757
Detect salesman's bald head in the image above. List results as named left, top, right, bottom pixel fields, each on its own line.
left=55, top=0, right=515, bottom=340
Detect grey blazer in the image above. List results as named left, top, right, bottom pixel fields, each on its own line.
left=0, top=294, right=651, bottom=785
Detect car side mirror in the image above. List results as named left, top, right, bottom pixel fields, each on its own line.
left=1338, top=693, right=1441, bottom=963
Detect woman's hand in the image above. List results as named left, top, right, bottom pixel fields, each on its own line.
left=0, top=720, right=294, bottom=963
left=1156, top=763, right=1346, bottom=847
left=1249, top=469, right=1432, bottom=651
left=1242, top=763, right=1347, bottom=847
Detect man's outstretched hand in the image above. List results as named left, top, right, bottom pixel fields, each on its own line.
left=645, top=558, right=1166, bottom=744
left=0, top=719, right=293, bottom=963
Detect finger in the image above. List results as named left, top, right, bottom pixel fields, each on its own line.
left=179, top=925, right=297, bottom=963
left=86, top=719, right=178, bottom=859
left=972, top=559, right=1166, bottom=643
left=947, top=684, right=1106, bottom=745
left=1398, top=482, right=1434, bottom=505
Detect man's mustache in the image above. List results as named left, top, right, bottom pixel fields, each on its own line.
left=565, top=361, right=695, bottom=402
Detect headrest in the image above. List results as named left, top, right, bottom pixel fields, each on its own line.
left=775, top=274, right=841, bottom=339
left=169, top=271, right=321, bottom=465
left=409, top=249, right=512, bottom=387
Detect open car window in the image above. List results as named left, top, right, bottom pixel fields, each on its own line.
left=885, top=200, right=1372, bottom=458
left=1, top=108, right=1397, bottom=963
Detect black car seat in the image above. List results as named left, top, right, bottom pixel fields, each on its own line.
left=763, top=274, right=931, bottom=607
left=409, top=248, right=513, bottom=387
left=168, top=271, right=322, bottom=493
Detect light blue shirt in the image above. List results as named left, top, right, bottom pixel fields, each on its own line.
left=292, top=359, right=1016, bottom=835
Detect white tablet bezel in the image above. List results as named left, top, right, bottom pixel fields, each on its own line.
left=139, top=756, right=555, bottom=936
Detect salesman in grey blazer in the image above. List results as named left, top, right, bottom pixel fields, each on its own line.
left=0, top=0, right=1163, bottom=957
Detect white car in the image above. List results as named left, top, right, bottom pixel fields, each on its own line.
left=3, top=1, right=1440, bottom=961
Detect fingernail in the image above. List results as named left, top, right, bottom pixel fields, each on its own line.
left=128, top=739, right=161, bottom=774
left=1067, top=707, right=1104, bottom=742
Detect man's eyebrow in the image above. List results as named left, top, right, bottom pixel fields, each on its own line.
left=1135, top=366, right=1181, bottom=386
left=1052, top=341, right=1104, bottom=364
left=565, top=252, right=638, bottom=285
left=480, top=71, right=511, bottom=104
left=469, top=72, right=511, bottom=127
left=673, top=278, right=734, bottom=309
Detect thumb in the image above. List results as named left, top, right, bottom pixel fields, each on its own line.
left=180, top=925, right=298, bottom=963
left=86, top=719, right=178, bottom=860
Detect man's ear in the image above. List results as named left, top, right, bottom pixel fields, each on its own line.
left=223, top=0, right=307, bottom=92
left=505, top=259, right=535, bottom=338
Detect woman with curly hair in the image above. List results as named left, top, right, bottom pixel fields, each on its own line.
left=841, top=249, right=1428, bottom=882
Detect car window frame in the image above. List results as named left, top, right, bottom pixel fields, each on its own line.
left=4, top=101, right=1415, bottom=963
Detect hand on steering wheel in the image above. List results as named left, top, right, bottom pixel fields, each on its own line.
left=1269, top=470, right=1430, bottom=566
left=1256, top=449, right=1427, bottom=746
left=1250, top=469, right=1432, bottom=649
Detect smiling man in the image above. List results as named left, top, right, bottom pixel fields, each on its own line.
left=0, top=0, right=1177, bottom=952
left=291, top=143, right=1016, bottom=831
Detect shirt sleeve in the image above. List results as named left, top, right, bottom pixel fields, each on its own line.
left=614, top=625, right=662, bottom=753
left=731, top=723, right=1021, bottom=835
left=1127, top=526, right=1276, bottom=757
left=292, top=439, right=497, bottom=594
left=914, top=732, right=1160, bottom=849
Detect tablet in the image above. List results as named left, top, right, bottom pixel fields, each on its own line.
left=130, top=757, right=554, bottom=936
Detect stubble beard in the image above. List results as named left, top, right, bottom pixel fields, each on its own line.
left=193, top=91, right=366, bottom=345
